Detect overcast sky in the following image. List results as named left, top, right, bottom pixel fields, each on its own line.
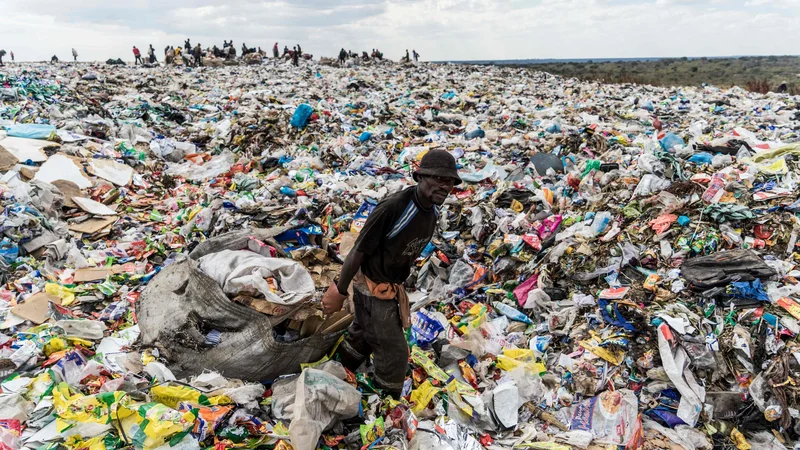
left=1, top=0, right=799, bottom=62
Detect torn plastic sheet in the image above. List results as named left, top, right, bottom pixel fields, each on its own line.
left=656, top=323, right=704, bottom=426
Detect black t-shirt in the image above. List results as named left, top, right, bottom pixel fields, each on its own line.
left=354, top=186, right=437, bottom=284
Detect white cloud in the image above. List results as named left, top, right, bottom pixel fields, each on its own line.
left=0, top=0, right=798, bottom=62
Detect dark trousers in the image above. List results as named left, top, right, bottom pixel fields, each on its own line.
left=339, top=290, right=408, bottom=398
left=135, top=55, right=143, bottom=64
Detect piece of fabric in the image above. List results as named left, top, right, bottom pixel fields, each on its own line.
left=355, top=186, right=437, bottom=284
left=362, top=273, right=410, bottom=329
left=339, top=290, right=409, bottom=397
left=197, top=249, right=315, bottom=305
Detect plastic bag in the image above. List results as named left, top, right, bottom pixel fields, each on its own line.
left=5, top=124, right=56, bottom=140
left=150, top=384, right=232, bottom=409
left=118, top=402, right=197, bottom=450
left=290, top=104, right=314, bottom=129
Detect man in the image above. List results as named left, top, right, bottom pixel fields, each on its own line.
left=133, top=46, right=143, bottom=64
left=194, top=43, right=202, bottom=67
left=413, top=50, right=419, bottom=63
left=283, top=45, right=289, bottom=57
left=10, top=51, right=13, bottom=62
left=339, top=48, right=347, bottom=65
left=273, top=42, right=279, bottom=58
left=51, top=55, right=59, bottom=63
left=0, top=50, right=5, bottom=66
left=148, top=45, right=157, bottom=64
left=322, top=150, right=461, bottom=398
left=405, top=49, right=410, bottom=62
left=291, top=47, right=299, bottom=66
left=297, top=44, right=302, bottom=57
left=185, top=39, right=191, bottom=50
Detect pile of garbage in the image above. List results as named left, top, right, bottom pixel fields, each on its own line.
left=1, top=59, right=800, bottom=450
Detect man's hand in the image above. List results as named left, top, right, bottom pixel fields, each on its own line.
left=322, top=282, right=347, bottom=315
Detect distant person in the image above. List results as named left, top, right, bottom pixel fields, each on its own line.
left=133, top=46, right=143, bottom=64
left=10, top=51, right=14, bottom=62
left=194, top=43, right=202, bottom=66
left=283, top=45, right=289, bottom=57
left=148, top=45, right=157, bottom=63
left=165, top=47, right=175, bottom=65
left=273, top=42, right=279, bottom=58
left=413, top=49, right=419, bottom=63
left=339, top=48, right=347, bottom=64
left=297, top=44, right=302, bottom=57
left=185, top=39, right=191, bottom=50
left=405, top=49, right=410, bottom=62
left=72, top=48, right=78, bottom=61
left=777, top=81, right=788, bottom=94
left=292, top=47, right=299, bottom=66
left=51, top=55, right=59, bottom=63
left=0, top=50, right=5, bottom=66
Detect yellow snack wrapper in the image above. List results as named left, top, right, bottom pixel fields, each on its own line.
left=446, top=380, right=477, bottom=418
left=26, top=370, right=56, bottom=401
left=64, top=434, right=122, bottom=450
left=118, top=402, right=197, bottom=450
left=53, top=383, right=134, bottom=432
left=409, top=380, right=438, bottom=414
left=496, top=349, right=546, bottom=375
left=730, top=428, right=751, bottom=450
left=46, top=283, right=76, bottom=306
left=410, top=346, right=450, bottom=383
left=150, top=384, right=232, bottom=409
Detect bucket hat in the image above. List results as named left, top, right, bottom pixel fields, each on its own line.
left=413, top=150, right=461, bottom=185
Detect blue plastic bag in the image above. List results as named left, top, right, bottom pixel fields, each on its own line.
left=359, top=132, right=372, bottom=142
left=659, top=132, right=684, bottom=151
left=465, top=129, right=485, bottom=139
left=290, top=104, right=313, bottom=129
left=0, top=238, right=19, bottom=264
left=729, top=279, right=769, bottom=302
left=6, top=124, right=56, bottom=140
left=688, top=152, right=713, bottom=165
left=411, top=311, right=444, bottom=347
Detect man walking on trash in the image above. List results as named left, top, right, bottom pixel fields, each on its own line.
left=133, top=46, right=143, bottom=65
left=322, top=149, right=461, bottom=399
left=72, top=48, right=78, bottom=61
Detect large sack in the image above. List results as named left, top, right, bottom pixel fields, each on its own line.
left=137, top=227, right=346, bottom=381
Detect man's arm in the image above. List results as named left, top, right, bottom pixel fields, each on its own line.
left=336, top=249, right=364, bottom=295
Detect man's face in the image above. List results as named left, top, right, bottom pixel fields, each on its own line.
left=418, top=175, right=456, bottom=206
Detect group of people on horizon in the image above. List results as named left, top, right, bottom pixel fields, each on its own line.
left=0, top=50, right=14, bottom=66
left=27, top=40, right=419, bottom=67
left=338, top=48, right=386, bottom=64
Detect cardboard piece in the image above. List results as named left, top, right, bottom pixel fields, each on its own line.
left=0, top=137, right=58, bottom=163
left=316, top=311, right=353, bottom=335
left=11, top=293, right=61, bottom=324
left=0, top=146, right=19, bottom=171
left=51, top=180, right=82, bottom=208
left=339, top=232, right=359, bottom=259
left=232, top=295, right=316, bottom=320
left=89, top=159, right=135, bottom=186
left=34, top=154, right=92, bottom=189
left=68, top=215, right=118, bottom=234
left=72, top=197, right=117, bottom=216
left=73, top=265, right=126, bottom=283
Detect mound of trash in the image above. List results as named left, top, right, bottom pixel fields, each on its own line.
left=0, top=59, right=798, bottom=450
